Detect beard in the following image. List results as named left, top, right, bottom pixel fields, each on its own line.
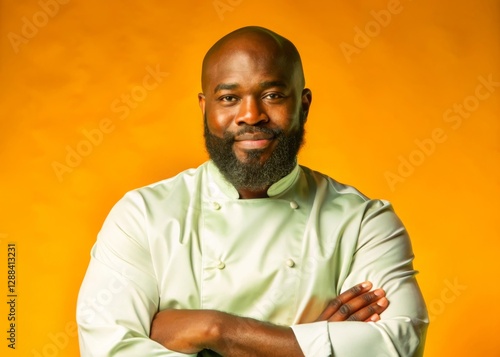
left=204, top=113, right=305, bottom=192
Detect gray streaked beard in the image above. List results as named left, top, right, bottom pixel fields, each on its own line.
left=203, top=114, right=305, bottom=192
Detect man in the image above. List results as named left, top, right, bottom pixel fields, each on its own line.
left=77, top=26, right=428, bottom=356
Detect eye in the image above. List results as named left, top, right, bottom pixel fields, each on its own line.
left=219, top=95, right=238, bottom=103
left=263, top=93, right=285, bottom=101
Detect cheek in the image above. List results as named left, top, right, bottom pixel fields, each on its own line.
left=270, top=106, right=301, bottom=132
left=205, top=108, right=234, bottom=136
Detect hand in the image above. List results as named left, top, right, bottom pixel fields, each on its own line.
left=315, top=281, right=389, bottom=322
left=150, top=309, right=220, bottom=354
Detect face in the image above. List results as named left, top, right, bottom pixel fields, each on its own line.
left=199, top=37, right=312, bottom=191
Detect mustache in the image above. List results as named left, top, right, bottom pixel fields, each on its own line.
left=225, top=126, right=284, bottom=141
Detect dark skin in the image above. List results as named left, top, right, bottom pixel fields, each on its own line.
left=200, top=28, right=307, bottom=199
left=150, top=27, right=389, bottom=356
left=151, top=282, right=388, bottom=356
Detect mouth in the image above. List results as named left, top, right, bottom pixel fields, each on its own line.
left=234, top=133, right=275, bottom=150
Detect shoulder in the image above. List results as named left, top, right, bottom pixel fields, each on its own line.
left=129, top=162, right=208, bottom=200
left=108, top=162, right=209, bottom=220
left=299, top=165, right=397, bottom=218
left=299, top=165, right=368, bottom=201
left=137, top=162, right=207, bottom=197
left=299, top=166, right=409, bottom=250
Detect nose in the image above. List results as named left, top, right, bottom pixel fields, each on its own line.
left=235, top=97, right=269, bottom=126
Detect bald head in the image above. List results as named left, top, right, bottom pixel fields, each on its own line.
left=201, top=26, right=305, bottom=93
left=199, top=27, right=312, bottom=196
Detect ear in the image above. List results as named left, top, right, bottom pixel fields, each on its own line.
left=198, top=93, right=206, bottom=115
left=301, top=88, right=312, bottom=122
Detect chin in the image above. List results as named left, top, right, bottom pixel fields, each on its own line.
left=235, top=149, right=271, bottom=165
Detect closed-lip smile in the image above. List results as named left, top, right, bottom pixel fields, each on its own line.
left=234, top=133, right=274, bottom=141
left=234, top=133, right=274, bottom=149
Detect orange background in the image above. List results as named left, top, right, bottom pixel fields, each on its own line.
left=1, top=0, right=499, bottom=356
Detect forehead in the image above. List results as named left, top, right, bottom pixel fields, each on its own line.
left=203, top=37, right=296, bottom=91
left=214, top=53, right=289, bottom=83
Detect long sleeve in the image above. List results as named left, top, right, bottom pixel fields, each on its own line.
left=77, top=163, right=429, bottom=356
left=291, top=200, right=429, bottom=357
left=76, top=191, right=195, bottom=357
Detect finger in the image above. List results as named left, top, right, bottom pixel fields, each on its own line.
left=328, top=289, right=389, bottom=322
left=349, top=298, right=388, bottom=322
left=315, top=282, right=372, bottom=322
left=334, top=297, right=389, bottom=322
left=364, top=313, right=380, bottom=322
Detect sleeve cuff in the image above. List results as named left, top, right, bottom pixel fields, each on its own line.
left=291, top=321, right=331, bottom=357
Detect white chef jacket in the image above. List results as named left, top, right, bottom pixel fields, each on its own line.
left=77, top=160, right=428, bottom=356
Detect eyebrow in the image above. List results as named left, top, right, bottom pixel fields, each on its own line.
left=259, top=80, right=287, bottom=89
left=214, top=83, right=239, bottom=94
left=213, top=80, right=288, bottom=94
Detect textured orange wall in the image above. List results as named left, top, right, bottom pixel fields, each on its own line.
left=0, top=0, right=498, bottom=356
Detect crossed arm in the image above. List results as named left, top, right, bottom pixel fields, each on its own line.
left=150, top=282, right=389, bottom=356
left=78, top=194, right=428, bottom=356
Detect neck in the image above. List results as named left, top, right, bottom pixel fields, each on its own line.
left=237, top=187, right=269, bottom=199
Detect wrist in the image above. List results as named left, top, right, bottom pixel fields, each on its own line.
left=202, top=310, right=228, bottom=351
left=204, top=310, right=241, bottom=352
